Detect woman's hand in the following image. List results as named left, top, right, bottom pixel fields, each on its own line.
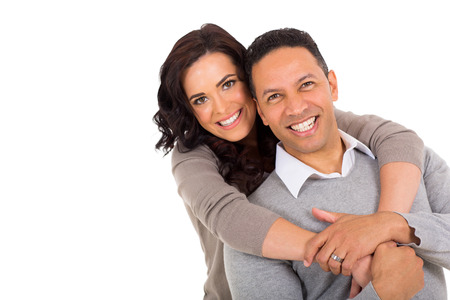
left=350, top=254, right=373, bottom=297
left=303, top=208, right=393, bottom=276
left=352, top=255, right=373, bottom=287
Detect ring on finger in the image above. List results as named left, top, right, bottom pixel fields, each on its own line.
left=330, top=253, right=344, bottom=263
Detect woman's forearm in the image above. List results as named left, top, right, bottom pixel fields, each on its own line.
left=173, top=144, right=281, bottom=255
left=334, top=109, right=424, bottom=172
left=262, top=217, right=316, bottom=261
left=378, top=162, right=421, bottom=213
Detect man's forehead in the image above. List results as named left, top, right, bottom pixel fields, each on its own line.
left=253, top=47, right=319, bottom=75
left=253, top=48, right=322, bottom=81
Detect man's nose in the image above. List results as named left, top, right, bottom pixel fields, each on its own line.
left=285, top=94, right=307, bottom=116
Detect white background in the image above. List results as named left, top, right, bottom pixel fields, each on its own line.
left=1, top=0, right=449, bottom=299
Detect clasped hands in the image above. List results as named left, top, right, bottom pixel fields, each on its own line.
left=303, top=208, right=424, bottom=298
left=304, top=208, right=387, bottom=276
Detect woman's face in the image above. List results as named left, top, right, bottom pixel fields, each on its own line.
left=182, top=52, right=257, bottom=142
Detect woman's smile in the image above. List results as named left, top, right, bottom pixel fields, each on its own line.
left=182, top=52, right=256, bottom=142
left=217, top=109, right=242, bottom=128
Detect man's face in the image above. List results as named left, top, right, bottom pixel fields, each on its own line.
left=252, top=46, right=339, bottom=160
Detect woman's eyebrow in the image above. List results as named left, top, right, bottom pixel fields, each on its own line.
left=216, top=74, right=236, bottom=88
left=188, top=92, right=205, bottom=102
left=188, top=74, right=237, bottom=101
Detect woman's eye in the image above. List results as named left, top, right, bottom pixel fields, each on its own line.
left=223, top=80, right=235, bottom=89
left=193, top=96, right=208, bottom=105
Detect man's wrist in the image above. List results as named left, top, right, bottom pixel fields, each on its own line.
left=372, top=278, right=397, bottom=300
left=381, top=211, right=419, bottom=245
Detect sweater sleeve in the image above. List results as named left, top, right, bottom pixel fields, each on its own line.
left=171, top=143, right=280, bottom=256
left=397, top=147, right=450, bottom=269
left=335, top=108, right=424, bottom=171
left=352, top=282, right=381, bottom=300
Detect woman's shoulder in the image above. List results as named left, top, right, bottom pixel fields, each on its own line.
left=171, top=142, right=219, bottom=165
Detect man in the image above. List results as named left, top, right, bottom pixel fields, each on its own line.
left=223, top=28, right=450, bottom=299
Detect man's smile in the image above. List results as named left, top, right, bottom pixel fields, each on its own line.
left=289, top=116, right=317, bottom=132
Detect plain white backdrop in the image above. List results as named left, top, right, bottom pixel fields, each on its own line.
left=1, top=0, right=449, bottom=299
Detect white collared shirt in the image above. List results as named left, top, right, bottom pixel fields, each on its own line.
left=275, top=130, right=375, bottom=198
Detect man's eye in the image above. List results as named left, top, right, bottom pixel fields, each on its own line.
left=302, top=81, right=314, bottom=88
left=223, top=80, right=236, bottom=89
left=193, top=96, right=208, bottom=105
left=268, top=93, right=280, bottom=101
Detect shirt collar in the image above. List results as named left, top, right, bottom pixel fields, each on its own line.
left=275, top=130, right=375, bottom=198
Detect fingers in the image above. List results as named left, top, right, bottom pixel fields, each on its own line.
left=314, top=236, right=341, bottom=270
left=341, top=251, right=360, bottom=276
left=328, top=252, right=345, bottom=275
left=304, top=233, right=327, bottom=267
left=315, top=243, right=335, bottom=272
left=376, top=240, right=397, bottom=251
left=312, top=233, right=349, bottom=274
left=305, top=208, right=350, bottom=267
left=349, top=278, right=362, bottom=299
left=311, top=207, right=343, bottom=223
left=322, top=248, right=360, bottom=276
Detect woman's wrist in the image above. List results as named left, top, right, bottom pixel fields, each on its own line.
left=262, top=217, right=315, bottom=261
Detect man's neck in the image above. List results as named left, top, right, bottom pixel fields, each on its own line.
left=291, top=135, right=346, bottom=175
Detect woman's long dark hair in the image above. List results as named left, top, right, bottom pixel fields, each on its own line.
left=154, top=24, right=278, bottom=194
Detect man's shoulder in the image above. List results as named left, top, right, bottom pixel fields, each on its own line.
left=423, top=146, right=447, bottom=174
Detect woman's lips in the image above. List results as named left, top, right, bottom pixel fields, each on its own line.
left=217, top=109, right=241, bottom=127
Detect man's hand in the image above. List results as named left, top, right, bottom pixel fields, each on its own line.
left=303, top=208, right=412, bottom=276
left=371, top=242, right=424, bottom=299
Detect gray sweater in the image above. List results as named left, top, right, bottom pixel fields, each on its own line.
left=224, top=148, right=449, bottom=299
left=171, top=109, right=425, bottom=299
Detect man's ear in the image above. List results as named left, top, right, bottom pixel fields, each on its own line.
left=254, top=98, right=269, bottom=126
left=327, top=70, right=339, bottom=102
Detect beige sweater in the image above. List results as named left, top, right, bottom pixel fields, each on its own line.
left=171, top=109, right=424, bottom=300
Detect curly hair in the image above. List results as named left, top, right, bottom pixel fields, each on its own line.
left=210, top=116, right=277, bottom=195
left=153, top=23, right=278, bottom=195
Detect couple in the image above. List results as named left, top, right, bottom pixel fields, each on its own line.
left=155, top=24, right=449, bottom=299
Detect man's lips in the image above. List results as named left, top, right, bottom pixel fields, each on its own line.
left=289, top=116, right=317, bottom=132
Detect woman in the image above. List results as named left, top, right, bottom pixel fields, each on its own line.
left=154, top=24, right=423, bottom=299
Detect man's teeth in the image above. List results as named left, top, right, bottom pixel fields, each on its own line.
left=219, top=111, right=240, bottom=126
left=290, top=117, right=316, bottom=132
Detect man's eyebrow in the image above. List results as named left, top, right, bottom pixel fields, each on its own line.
left=261, top=74, right=318, bottom=98
left=262, top=88, right=282, bottom=98
left=216, top=74, right=236, bottom=88
left=295, top=73, right=316, bottom=86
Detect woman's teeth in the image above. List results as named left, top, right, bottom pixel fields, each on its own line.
left=290, top=116, right=316, bottom=132
left=219, top=111, right=240, bottom=126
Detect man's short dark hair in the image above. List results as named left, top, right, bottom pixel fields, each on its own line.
left=245, top=28, right=329, bottom=98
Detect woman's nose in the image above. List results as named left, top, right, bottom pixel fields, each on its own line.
left=212, top=95, right=229, bottom=114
